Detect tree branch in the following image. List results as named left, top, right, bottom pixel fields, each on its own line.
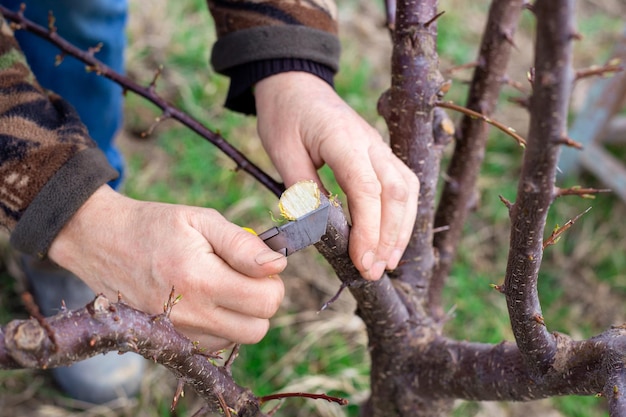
left=408, top=329, right=626, bottom=403
left=1, top=295, right=268, bottom=417
left=503, top=0, right=575, bottom=376
left=378, top=0, right=444, bottom=310
left=430, top=0, right=526, bottom=319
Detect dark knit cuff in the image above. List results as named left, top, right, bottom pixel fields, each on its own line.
left=222, top=58, right=335, bottom=115
left=10, top=147, right=119, bottom=257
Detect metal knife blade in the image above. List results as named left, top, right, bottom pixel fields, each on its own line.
left=257, top=200, right=330, bottom=256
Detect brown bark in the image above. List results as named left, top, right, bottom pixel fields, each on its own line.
left=1, top=295, right=266, bottom=417
left=503, top=0, right=575, bottom=376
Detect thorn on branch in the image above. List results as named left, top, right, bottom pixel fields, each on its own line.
left=575, top=60, right=623, bottom=81
left=543, top=207, right=592, bottom=250
left=149, top=65, right=163, bottom=91
left=500, top=27, right=518, bottom=50
left=85, top=64, right=103, bottom=76
left=436, top=101, right=527, bottom=147
left=171, top=379, right=185, bottom=411
left=163, top=287, right=181, bottom=318
left=224, top=344, right=240, bottom=375
left=319, top=281, right=350, bottom=312
left=216, top=392, right=232, bottom=417
left=508, top=96, right=530, bottom=109
left=499, top=195, right=513, bottom=210
left=433, top=225, right=451, bottom=234
left=424, top=10, right=445, bottom=28
left=556, top=186, right=611, bottom=199
left=569, top=31, right=583, bottom=41
left=554, top=135, right=583, bottom=149
left=442, top=60, right=479, bottom=76
left=87, top=42, right=103, bottom=57
left=260, top=392, right=349, bottom=407
left=141, top=110, right=172, bottom=138
left=502, top=75, right=529, bottom=94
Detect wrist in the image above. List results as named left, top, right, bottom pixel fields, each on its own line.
left=48, top=185, right=131, bottom=269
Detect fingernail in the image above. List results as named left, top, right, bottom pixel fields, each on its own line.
left=361, top=250, right=375, bottom=270
left=368, top=261, right=387, bottom=280
left=256, top=250, right=285, bottom=265
left=387, top=249, right=404, bottom=270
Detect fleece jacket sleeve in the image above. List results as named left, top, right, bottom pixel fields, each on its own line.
left=206, top=0, right=341, bottom=114
left=0, top=14, right=118, bottom=257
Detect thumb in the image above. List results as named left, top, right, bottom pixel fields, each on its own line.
left=267, top=143, right=327, bottom=193
left=190, top=209, right=287, bottom=278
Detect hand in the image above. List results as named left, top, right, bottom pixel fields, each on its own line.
left=255, top=72, right=419, bottom=280
left=48, top=185, right=287, bottom=351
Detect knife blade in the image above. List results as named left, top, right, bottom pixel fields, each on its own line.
left=257, top=200, right=330, bottom=256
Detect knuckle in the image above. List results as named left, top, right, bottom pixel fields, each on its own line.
left=384, top=179, right=410, bottom=203
left=355, top=174, right=383, bottom=198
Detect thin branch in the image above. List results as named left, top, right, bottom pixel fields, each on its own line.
left=554, top=135, right=583, bottom=149
left=424, top=10, right=445, bottom=28
left=442, top=60, right=479, bottom=75
left=436, top=101, right=527, bottom=147
left=543, top=207, right=591, bottom=250
left=404, top=331, right=626, bottom=402
left=224, top=344, right=240, bottom=375
left=430, top=0, right=526, bottom=319
left=0, top=295, right=269, bottom=417
left=171, top=379, right=185, bottom=411
left=503, top=0, right=575, bottom=376
left=555, top=186, right=611, bottom=198
left=260, top=392, right=348, bottom=406
left=0, top=5, right=284, bottom=197
left=575, top=61, right=624, bottom=81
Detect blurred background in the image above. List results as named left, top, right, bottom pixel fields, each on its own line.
left=1, top=0, right=626, bottom=416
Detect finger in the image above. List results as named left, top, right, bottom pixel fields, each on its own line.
left=176, top=307, right=272, bottom=348
left=325, top=144, right=383, bottom=279
left=372, top=147, right=420, bottom=271
left=262, top=138, right=325, bottom=191
left=389, top=163, right=420, bottom=268
left=207, top=271, right=285, bottom=319
left=190, top=211, right=288, bottom=278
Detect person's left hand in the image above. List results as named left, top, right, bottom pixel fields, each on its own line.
left=254, top=72, right=419, bottom=281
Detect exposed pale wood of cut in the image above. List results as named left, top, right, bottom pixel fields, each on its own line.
left=278, top=180, right=321, bottom=220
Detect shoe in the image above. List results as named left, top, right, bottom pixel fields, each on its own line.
left=17, top=254, right=147, bottom=404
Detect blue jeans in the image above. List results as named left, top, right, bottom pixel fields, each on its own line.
left=3, top=0, right=128, bottom=189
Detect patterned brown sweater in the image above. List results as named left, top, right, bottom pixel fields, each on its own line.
left=0, top=1, right=339, bottom=257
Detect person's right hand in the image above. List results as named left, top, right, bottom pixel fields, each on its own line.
left=47, top=185, right=287, bottom=352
